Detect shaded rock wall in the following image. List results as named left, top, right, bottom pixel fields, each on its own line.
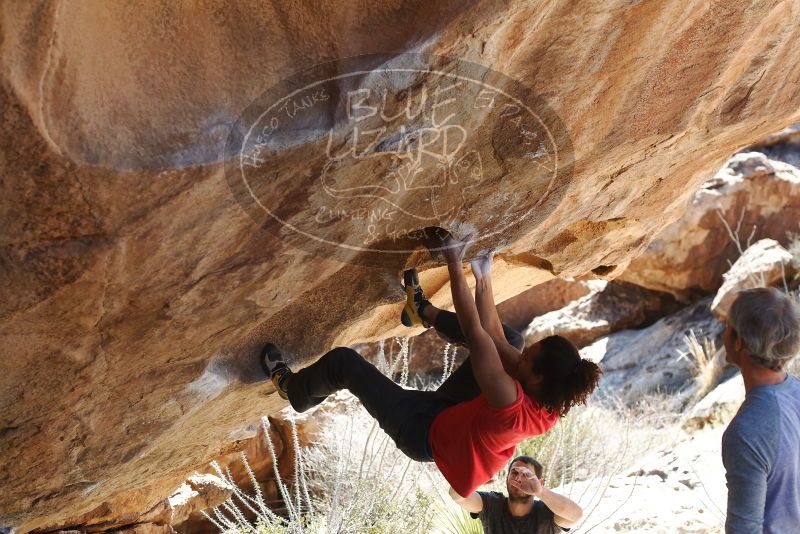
left=3, top=0, right=800, bottom=531
left=581, top=297, right=726, bottom=404
left=524, top=280, right=683, bottom=349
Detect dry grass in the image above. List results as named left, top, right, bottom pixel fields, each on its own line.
left=787, top=228, right=800, bottom=273
left=678, top=330, right=727, bottom=403
left=716, top=206, right=757, bottom=258
left=200, top=337, right=440, bottom=534
left=202, top=406, right=439, bottom=534
left=302, top=402, right=437, bottom=534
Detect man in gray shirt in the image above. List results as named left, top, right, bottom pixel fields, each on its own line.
left=720, top=288, right=800, bottom=533
left=449, top=455, right=583, bottom=533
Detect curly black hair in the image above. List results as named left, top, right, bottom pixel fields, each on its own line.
left=529, top=335, right=602, bottom=417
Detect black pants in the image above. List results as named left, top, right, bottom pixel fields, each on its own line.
left=286, top=309, right=525, bottom=461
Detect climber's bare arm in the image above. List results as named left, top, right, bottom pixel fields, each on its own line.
left=444, top=238, right=517, bottom=407
left=471, top=254, right=506, bottom=339
left=472, top=254, right=523, bottom=372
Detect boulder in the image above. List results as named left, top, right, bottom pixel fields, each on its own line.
left=620, top=152, right=800, bottom=299
left=683, top=374, right=745, bottom=431
left=524, top=280, right=682, bottom=349
left=4, top=1, right=800, bottom=531
left=559, top=425, right=728, bottom=533
left=138, top=475, right=234, bottom=528
left=711, top=239, right=796, bottom=319
left=750, top=123, right=800, bottom=168
left=583, top=297, right=725, bottom=404
left=495, top=278, right=597, bottom=332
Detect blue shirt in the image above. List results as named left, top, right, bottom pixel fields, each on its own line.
left=722, top=374, right=800, bottom=533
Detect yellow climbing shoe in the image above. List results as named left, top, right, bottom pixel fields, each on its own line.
left=260, top=342, right=291, bottom=400
left=400, top=268, right=431, bottom=328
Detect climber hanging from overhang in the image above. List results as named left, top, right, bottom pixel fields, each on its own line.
left=260, top=232, right=601, bottom=498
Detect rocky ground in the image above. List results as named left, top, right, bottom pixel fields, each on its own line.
left=566, top=425, right=728, bottom=534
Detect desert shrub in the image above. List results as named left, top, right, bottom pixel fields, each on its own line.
left=787, top=229, right=800, bottom=276
left=201, top=337, right=440, bottom=534
left=438, top=505, right=484, bottom=534
left=678, top=330, right=727, bottom=402
left=302, top=404, right=437, bottom=534
left=202, top=407, right=438, bottom=534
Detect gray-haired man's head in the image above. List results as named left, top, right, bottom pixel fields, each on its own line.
left=723, top=288, right=800, bottom=371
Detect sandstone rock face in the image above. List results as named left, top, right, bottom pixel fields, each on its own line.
left=620, top=152, right=800, bottom=299
left=710, top=239, right=797, bottom=319
left=3, top=1, right=800, bottom=531
left=524, top=280, right=681, bottom=349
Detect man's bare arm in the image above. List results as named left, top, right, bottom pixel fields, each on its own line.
left=448, top=486, right=483, bottom=514
left=538, top=488, right=583, bottom=528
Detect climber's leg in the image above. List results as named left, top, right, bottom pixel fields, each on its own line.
left=427, top=306, right=525, bottom=351
left=284, top=346, right=440, bottom=460
left=285, top=347, right=398, bottom=412
left=428, top=307, right=525, bottom=402
left=400, top=267, right=525, bottom=353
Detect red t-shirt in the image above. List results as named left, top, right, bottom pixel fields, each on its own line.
left=428, top=380, right=559, bottom=497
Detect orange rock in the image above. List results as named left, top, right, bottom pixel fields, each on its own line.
left=3, top=1, right=800, bottom=532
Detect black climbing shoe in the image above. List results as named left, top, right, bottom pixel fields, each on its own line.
left=260, top=342, right=291, bottom=400
left=400, top=268, right=431, bottom=328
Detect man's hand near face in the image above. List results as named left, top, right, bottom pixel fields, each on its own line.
left=509, top=466, right=583, bottom=528
left=508, top=465, right=543, bottom=496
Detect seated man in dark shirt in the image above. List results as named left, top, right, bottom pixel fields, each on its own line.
left=449, top=455, right=583, bottom=534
